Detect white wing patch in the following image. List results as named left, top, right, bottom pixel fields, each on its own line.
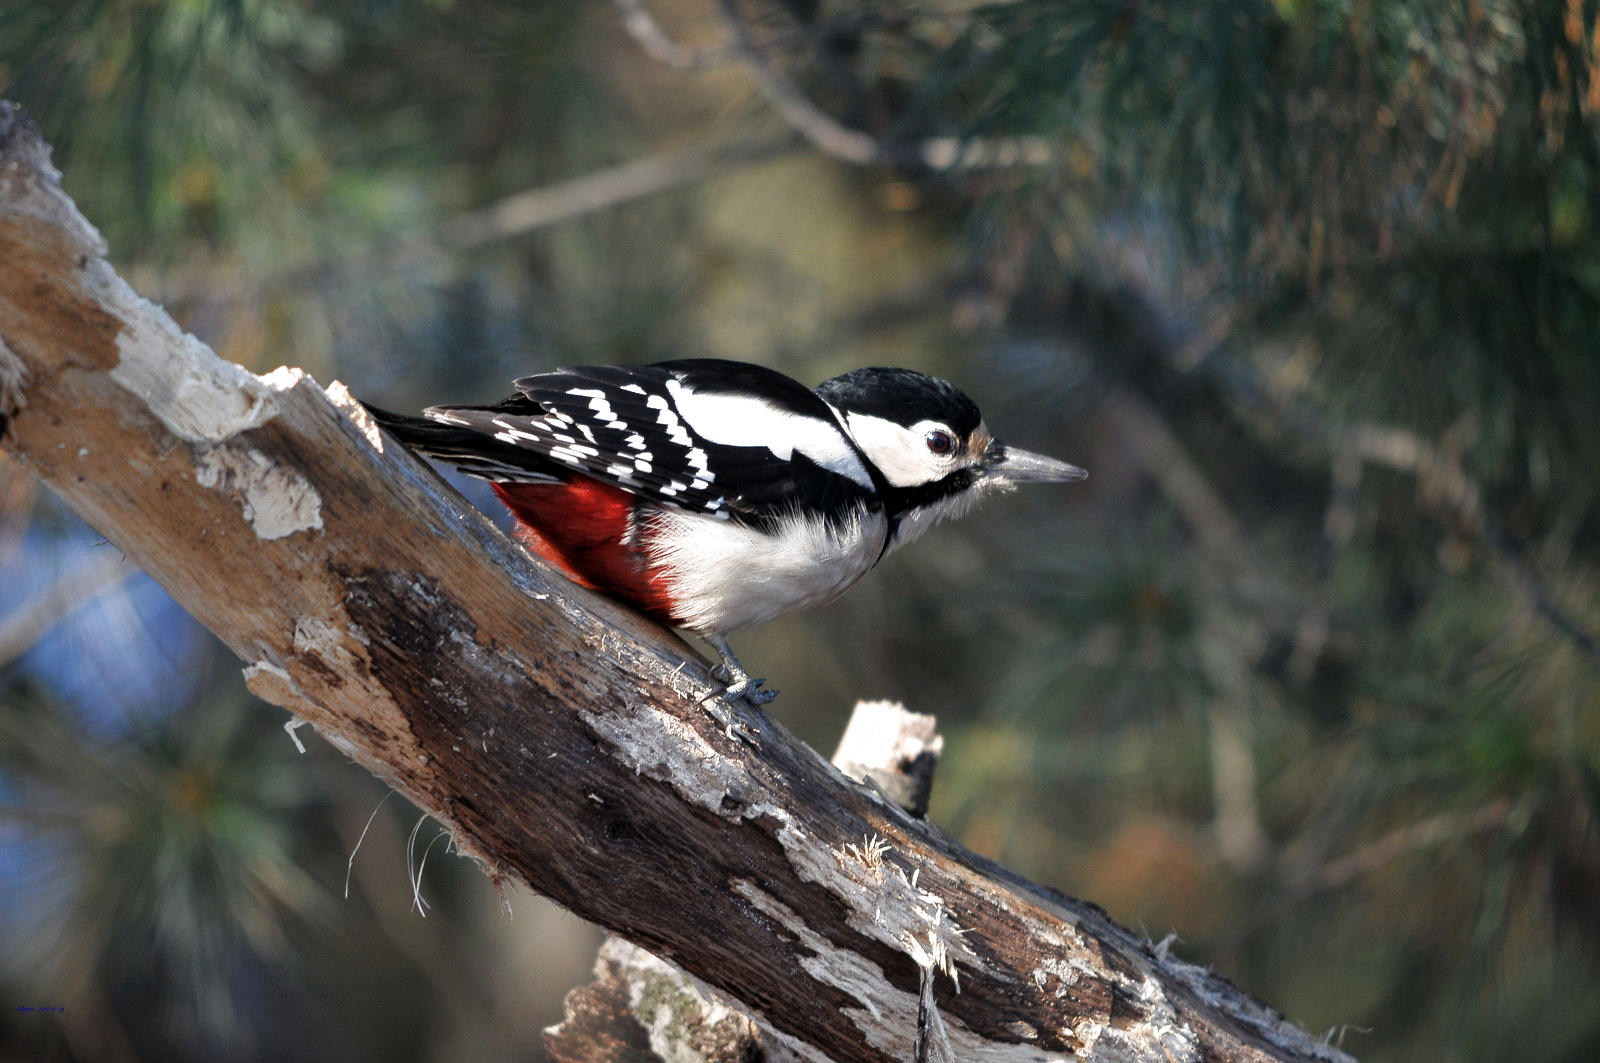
left=667, top=379, right=871, bottom=488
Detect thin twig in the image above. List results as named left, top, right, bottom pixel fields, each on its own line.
left=616, top=0, right=1051, bottom=171
left=712, top=0, right=892, bottom=166
left=158, top=137, right=797, bottom=308
left=439, top=137, right=795, bottom=251
left=613, top=0, right=737, bottom=70
left=1098, top=388, right=1255, bottom=583
left=1340, top=421, right=1600, bottom=662
left=1218, top=799, right=1515, bottom=955
left=0, top=552, right=131, bottom=668
left=1096, top=387, right=1271, bottom=867
left=1302, top=800, right=1513, bottom=895
left=1494, top=540, right=1600, bottom=659
left=1166, top=297, right=1600, bottom=664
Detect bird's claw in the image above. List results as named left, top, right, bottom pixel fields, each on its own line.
left=703, top=634, right=777, bottom=705
left=723, top=675, right=778, bottom=705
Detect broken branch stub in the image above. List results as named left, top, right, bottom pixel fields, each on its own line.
left=0, top=102, right=1353, bottom=1063
left=832, top=700, right=943, bottom=818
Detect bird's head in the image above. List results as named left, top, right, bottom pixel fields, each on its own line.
left=815, top=367, right=1085, bottom=548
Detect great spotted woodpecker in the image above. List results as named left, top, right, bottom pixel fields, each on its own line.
left=365, top=360, right=1085, bottom=703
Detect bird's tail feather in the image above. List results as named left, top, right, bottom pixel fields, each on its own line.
left=360, top=401, right=560, bottom=484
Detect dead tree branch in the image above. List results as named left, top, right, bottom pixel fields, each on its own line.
left=0, top=102, right=1351, bottom=1063
left=545, top=700, right=936, bottom=1063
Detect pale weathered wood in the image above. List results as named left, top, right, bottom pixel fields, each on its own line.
left=545, top=938, right=770, bottom=1063
left=0, top=102, right=1354, bottom=1063
left=831, top=700, right=943, bottom=819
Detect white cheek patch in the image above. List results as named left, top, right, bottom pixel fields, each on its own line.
left=844, top=413, right=956, bottom=488
left=665, top=379, right=872, bottom=488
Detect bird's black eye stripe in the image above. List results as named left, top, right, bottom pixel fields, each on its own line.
left=925, top=430, right=954, bottom=455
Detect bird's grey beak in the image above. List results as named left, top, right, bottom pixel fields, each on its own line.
left=985, top=443, right=1087, bottom=484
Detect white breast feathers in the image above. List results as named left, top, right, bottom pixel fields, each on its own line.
left=646, top=504, right=888, bottom=635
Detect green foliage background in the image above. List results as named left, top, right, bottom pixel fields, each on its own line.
left=2, top=1, right=1599, bottom=1060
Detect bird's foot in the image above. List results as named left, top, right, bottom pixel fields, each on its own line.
left=721, top=674, right=778, bottom=706
left=700, top=671, right=777, bottom=708
left=704, top=634, right=778, bottom=706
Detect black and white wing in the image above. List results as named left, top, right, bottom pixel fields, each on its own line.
left=421, top=360, right=878, bottom=523
left=358, top=404, right=564, bottom=484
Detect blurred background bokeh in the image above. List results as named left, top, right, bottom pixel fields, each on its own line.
left=2, top=1, right=1599, bottom=1060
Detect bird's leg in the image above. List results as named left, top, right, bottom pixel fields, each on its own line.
left=704, top=633, right=778, bottom=705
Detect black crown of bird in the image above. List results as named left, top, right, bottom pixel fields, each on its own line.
left=364, top=359, right=1085, bottom=704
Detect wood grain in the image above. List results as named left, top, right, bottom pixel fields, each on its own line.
left=0, top=102, right=1354, bottom=1063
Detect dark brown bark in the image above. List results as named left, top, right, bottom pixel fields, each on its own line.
left=545, top=700, right=945, bottom=1063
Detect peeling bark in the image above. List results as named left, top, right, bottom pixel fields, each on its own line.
left=546, top=938, right=769, bottom=1063
left=0, top=102, right=1354, bottom=1063
left=546, top=700, right=951, bottom=1063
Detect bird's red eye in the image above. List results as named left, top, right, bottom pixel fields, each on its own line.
left=925, top=430, right=954, bottom=455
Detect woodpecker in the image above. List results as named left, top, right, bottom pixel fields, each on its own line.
left=365, top=360, right=1085, bottom=703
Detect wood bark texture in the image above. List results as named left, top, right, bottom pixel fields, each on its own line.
left=545, top=700, right=945, bottom=1063
left=0, top=103, right=1354, bottom=1063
